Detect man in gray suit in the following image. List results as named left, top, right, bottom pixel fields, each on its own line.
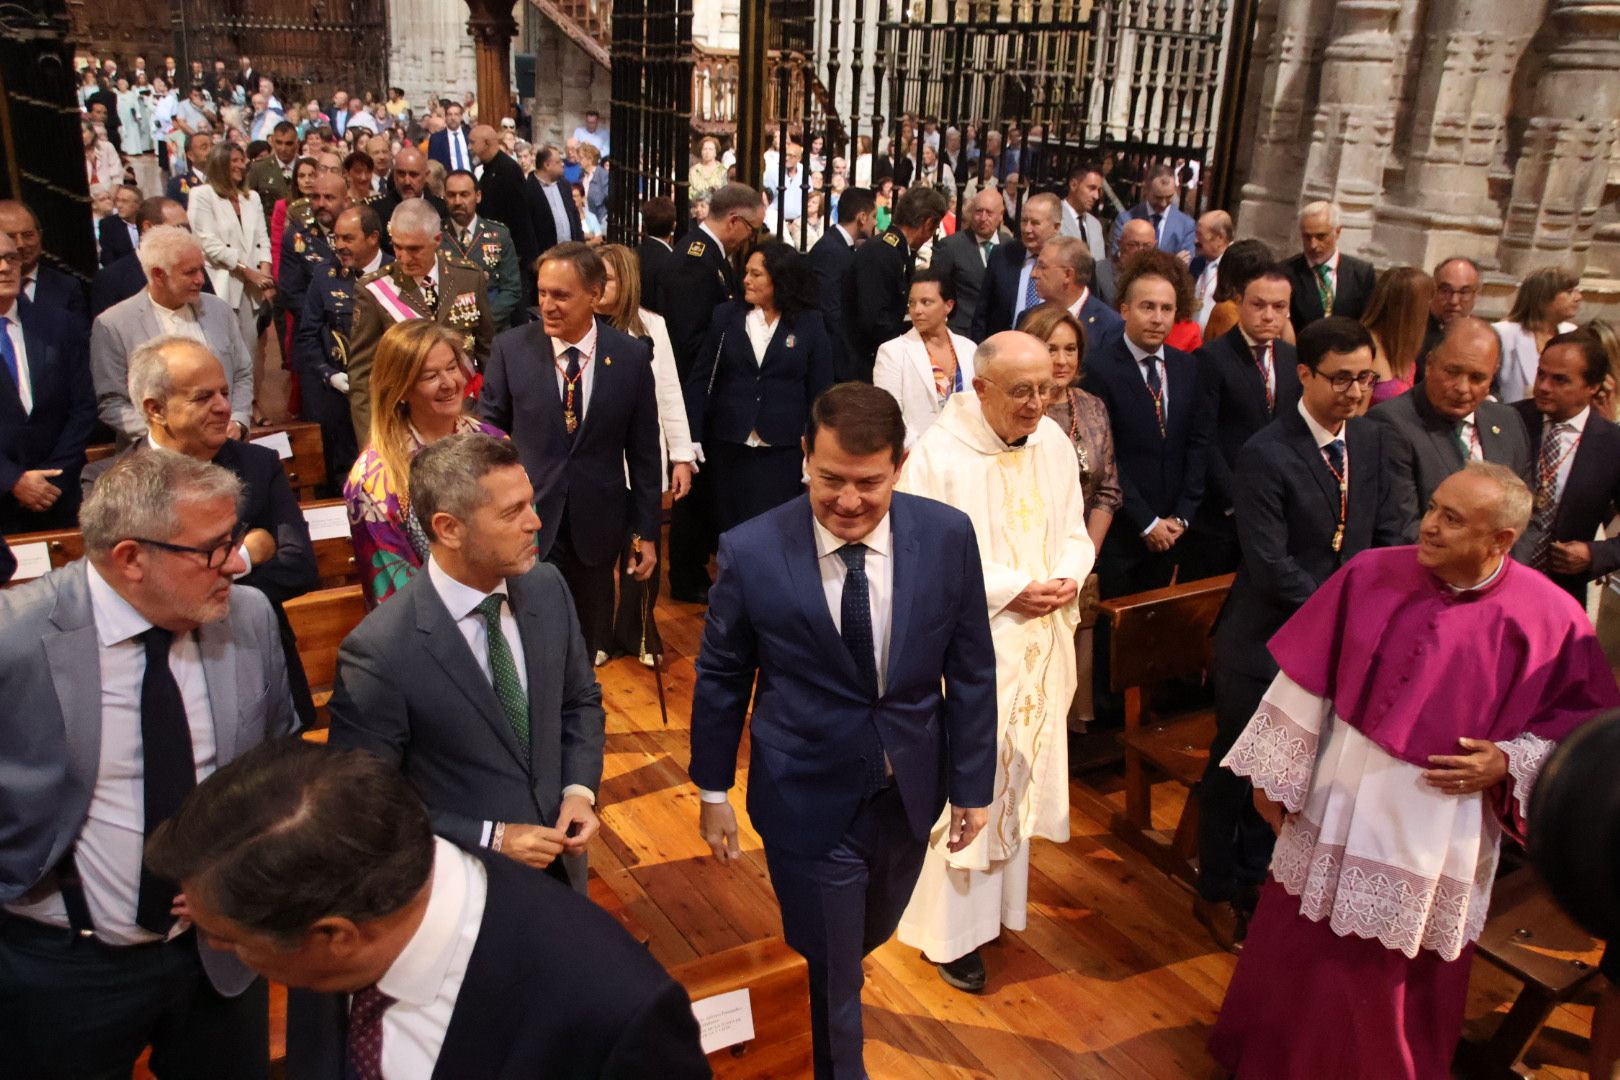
left=90, top=225, right=253, bottom=446
left=0, top=450, right=294, bottom=1080
left=1369, top=317, right=1532, bottom=541
left=930, top=187, right=1012, bottom=339
left=327, top=433, right=606, bottom=892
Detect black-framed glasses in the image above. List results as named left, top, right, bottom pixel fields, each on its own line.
left=1314, top=369, right=1380, bottom=393
left=127, top=522, right=250, bottom=569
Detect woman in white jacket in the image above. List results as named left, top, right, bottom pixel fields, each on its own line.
left=874, top=268, right=978, bottom=448
left=596, top=243, right=696, bottom=664
left=1493, top=265, right=1581, bottom=403
left=188, top=141, right=275, bottom=422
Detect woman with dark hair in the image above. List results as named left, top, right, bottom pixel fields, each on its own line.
left=1494, top=265, right=1582, bottom=402
left=685, top=240, right=838, bottom=531
left=873, top=269, right=978, bottom=446
left=1204, top=238, right=1279, bottom=341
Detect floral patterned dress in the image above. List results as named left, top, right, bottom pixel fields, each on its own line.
left=344, top=417, right=509, bottom=607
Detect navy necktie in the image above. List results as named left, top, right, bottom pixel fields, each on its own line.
left=837, top=544, right=887, bottom=795
left=1324, top=438, right=1345, bottom=478
left=136, top=627, right=196, bottom=933
left=0, top=316, right=18, bottom=390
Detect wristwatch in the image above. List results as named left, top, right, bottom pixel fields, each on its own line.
left=1173, top=517, right=1188, bottom=530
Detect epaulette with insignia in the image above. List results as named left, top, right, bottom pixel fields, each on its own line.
left=293, top=232, right=306, bottom=254
left=883, top=232, right=901, bottom=247
left=687, top=241, right=706, bottom=257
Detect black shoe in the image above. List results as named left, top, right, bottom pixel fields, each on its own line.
left=670, top=584, right=710, bottom=605
left=935, top=949, right=986, bottom=993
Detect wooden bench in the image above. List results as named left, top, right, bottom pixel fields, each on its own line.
left=669, top=938, right=813, bottom=1078
left=1101, top=573, right=1234, bottom=888
left=1459, top=865, right=1608, bottom=1078
left=284, top=584, right=368, bottom=727
left=249, top=421, right=327, bottom=501
left=301, top=498, right=359, bottom=587
left=0, top=527, right=85, bottom=585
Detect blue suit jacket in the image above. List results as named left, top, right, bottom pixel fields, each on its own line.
left=426, top=127, right=475, bottom=172
left=1110, top=202, right=1196, bottom=259
left=684, top=300, right=836, bottom=447
left=0, top=302, right=96, bottom=526
left=22, top=266, right=88, bottom=344
left=971, top=239, right=1027, bottom=342
left=688, top=493, right=998, bottom=857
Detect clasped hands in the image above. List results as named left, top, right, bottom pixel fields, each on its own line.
left=1144, top=517, right=1185, bottom=553
left=1007, top=577, right=1078, bottom=618
left=496, top=794, right=600, bottom=870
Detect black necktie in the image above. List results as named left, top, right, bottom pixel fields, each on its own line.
left=136, top=627, right=196, bottom=933
left=836, top=544, right=887, bottom=794
left=1151, top=212, right=1163, bottom=234
left=561, top=346, right=583, bottom=437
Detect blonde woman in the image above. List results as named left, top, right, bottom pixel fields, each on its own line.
left=689, top=136, right=726, bottom=202
left=1494, top=266, right=1582, bottom=402
left=343, top=321, right=508, bottom=607
left=595, top=244, right=695, bottom=663
left=188, top=141, right=274, bottom=417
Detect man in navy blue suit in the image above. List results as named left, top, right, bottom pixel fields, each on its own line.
left=972, top=192, right=1063, bottom=342
left=1109, top=166, right=1196, bottom=261
left=0, top=201, right=88, bottom=343
left=690, top=383, right=996, bottom=1079
left=1023, top=234, right=1122, bottom=363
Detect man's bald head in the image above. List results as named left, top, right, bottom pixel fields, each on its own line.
left=392, top=146, right=429, bottom=199
left=1424, top=317, right=1502, bottom=422
left=469, top=124, right=500, bottom=163
left=309, top=172, right=350, bottom=230
left=968, top=186, right=1004, bottom=241
left=1118, top=218, right=1158, bottom=261
left=973, top=331, right=1054, bottom=443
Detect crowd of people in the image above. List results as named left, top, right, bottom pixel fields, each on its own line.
left=1, top=52, right=1618, bottom=1080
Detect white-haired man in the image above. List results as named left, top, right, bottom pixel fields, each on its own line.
left=1284, top=200, right=1375, bottom=330
left=90, top=224, right=253, bottom=445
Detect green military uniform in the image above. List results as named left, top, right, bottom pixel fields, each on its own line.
left=245, top=153, right=297, bottom=229
left=345, top=252, right=495, bottom=439
left=441, top=215, right=522, bottom=329
left=843, top=224, right=915, bottom=382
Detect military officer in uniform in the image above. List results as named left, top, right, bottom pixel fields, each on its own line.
left=842, top=186, right=949, bottom=382
left=441, top=168, right=521, bottom=328
left=295, top=204, right=384, bottom=491
left=277, top=173, right=349, bottom=342
left=657, top=182, right=764, bottom=603
left=165, top=132, right=214, bottom=208
left=345, top=197, right=495, bottom=440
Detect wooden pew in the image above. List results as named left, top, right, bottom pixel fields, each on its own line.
left=284, top=584, right=368, bottom=728
left=0, top=527, right=85, bottom=585
left=1101, top=573, right=1234, bottom=888
left=301, top=498, right=359, bottom=587
left=669, top=938, right=813, bottom=1078
left=84, top=442, right=117, bottom=464
left=248, top=421, right=326, bottom=501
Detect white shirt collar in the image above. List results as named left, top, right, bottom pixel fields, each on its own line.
left=549, top=319, right=598, bottom=362
left=1547, top=405, right=1590, bottom=434
left=363, top=251, right=385, bottom=275
left=811, top=511, right=892, bottom=561
left=1296, top=397, right=1343, bottom=448
left=1310, top=249, right=1342, bottom=274
left=1064, top=288, right=1089, bottom=319
left=426, top=554, right=509, bottom=623
left=699, top=222, right=725, bottom=251
left=376, top=838, right=473, bottom=1008
left=456, top=214, right=479, bottom=238
left=835, top=224, right=856, bottom=248
left=1448, top=556, right=1507, bottom=594
left=148, top=291, right=196, bottom=321
left=85, top=559, right=156, bottom=649
left=1123, top=335, right=1161, bottom=364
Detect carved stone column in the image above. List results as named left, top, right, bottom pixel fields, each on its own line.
left=1498, top=0, right=1620, bottom=277
left=1233, top=0, right=1338, bottom=253
left=467, top=0, right=520, bottom=131
left=1374, top=0, right=1544, bottom=270
left=1295, top=0, right=1402, bottom=256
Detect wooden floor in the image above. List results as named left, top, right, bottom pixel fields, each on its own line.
left=586, top=593, right=1598, bottom=1079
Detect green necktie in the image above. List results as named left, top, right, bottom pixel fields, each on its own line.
left=1453, top=420, right=1471, bottom=462
left=474, top=594, right=530, bottom=751
left=1314, top=263, right=1334, bottom=316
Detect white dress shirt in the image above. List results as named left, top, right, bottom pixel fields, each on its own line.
left=1456, top=411, right=1484, bottom=462
left=1014, top=254, right=1036, bottom=321
left=375, top=838, right=487, bottom=1079
left=149, top=293, right=208, bottom=344
left=539, top=178, right=570, bottom=239
left=446, top=127, right=470, bottom=171
left=1063, top=288, right=1091, bottom=322
left=1310, top=249, right=1341, bottom=297
left=699, top=512, right=894, bottom=802
left=1540, top=405, right=1589, bottom=504
left=1297, top=397, right=1344, bottom=451
left=550, top=319, right=599, bottom=420
left=20, top=272, right=38, bottom=303
left=5, top=562, right=218, bottom=944
left=741, top=308, right=782, bottom=447
left=834, top=224, right=856, bottom=249
left=1195, top=255, right=1222, bottom=331
left=453, top=214, right=480, bottom=252
left=1, top=305, right=32, bottom=414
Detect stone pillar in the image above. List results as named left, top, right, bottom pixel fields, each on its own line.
left=1295, top=0, right=1402, bottom=256
left=1233, top=0, right=1337, bottom=253
left=1373, top=0, right=1545, bottom=271
left=1498, top=0, right=1620, bottom=277
left=389, top=0, right=479, bottom=106
left=467, top=0, right=519, bottom=131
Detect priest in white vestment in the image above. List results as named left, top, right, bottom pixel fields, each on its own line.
left=895, top=331, right=1095, bottom=992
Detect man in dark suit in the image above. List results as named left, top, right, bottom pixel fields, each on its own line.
left=480, top=243, right=662, bottom=660
left=1417, top=256, right=1482, bottom=377
left=691, top=383, right=996, bottom=1079
left=1024, top=234, right=1123, bottom=363
left=844, top=186, right=948, bottom=380
left=1198, top=317, right=1405, bottom=952
left=806, top=185, right=875, bottom=356
left=98, top=185, right=143, bottom=268
left=330, top=433, right=607, bottom=890
left=1, top=451, right=294, bottom=1080
left=1368, top=317, right=1532, bottom=541
left=1109, top=166, right=1196, bottom=260
left=0, top=201, right=88, bottom=341
left=635, top=196, right=679, bottom=314
left=0, top=230, right=95, bottom=535
left=972, top=192, right=1062, bottom=342
left=1188, top=262, right=1302, bottom=579
left=930, top=187, right=1010, bottom=339
left=1514, top=330, right=1620, bottom=600
left=370, top=146, right=450, bottom=237
left=523, top=144, right=584, bottom=256
left=1284, top=200, right=1376, bottom=330
left=147, top=739, right=709, bottom=1080
left=165, top=132, right=214, bottom=208
left=426, top=99, right=476, bottom=173
left=470, top=123, right=538, bottom=274
left=659, top=183, right=764, bottom=602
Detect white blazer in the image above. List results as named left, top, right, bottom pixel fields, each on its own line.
left=188, top=184, right=272, bottom=309
left=1493, top=318, right=1576, bottom=404
left=642, top=308, right=695, bottom=488
left=873, top=327, right=978, bottom=448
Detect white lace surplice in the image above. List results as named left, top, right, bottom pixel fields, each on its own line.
left=1223, top=673, right=1552, bottom=961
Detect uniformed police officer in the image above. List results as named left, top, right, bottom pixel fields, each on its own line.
left=441, top=168, right=522, bottom=328
left=657, top=182, right=765, bottom=603
left=842, top=186, right=949, bottom=382
left=165, top=132, right=213, bottom=208
left=277, top=172, right=349, bottom=341
left=345, top=197, right=495, bottom=439
left=294, top=203, right=384, bottom=492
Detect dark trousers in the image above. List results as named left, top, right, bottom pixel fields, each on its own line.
left=300, top=377, right=359, bottom=498
left=1180, top=512, right=1240, bottom=583
left=668, top=467, right=717, bottom=597
left=1, top=483, right=82, bottom=537
left=1196, top=667, right=1277, bottom=906
left=546, top=506, right=616, bottom=657
left=0, top=917, right=268, bottom=1080
left=611, top=532, right=663, bottom=659
left=762, top=785, right=925, bottom=1080
left=710, top=441, right=805, bottom=534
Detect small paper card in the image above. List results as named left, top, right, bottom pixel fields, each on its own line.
left=303, top=504, right=350, bottom=542
left=10, top=542, right=51, bottom=581
left=690, top=987, right=755, bottom=1055
left=252, top=431, right=294, bottom=460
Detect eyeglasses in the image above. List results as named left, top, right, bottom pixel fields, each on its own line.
left=127, top=522, right=250, bottom=569
left=1436, top=285, right=1478, bottom=300
left=981, top=377, right=1061, bottom=402
left=1313, top=369, right=1380, bottom=392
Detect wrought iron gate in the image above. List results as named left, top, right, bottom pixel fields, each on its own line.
left=607, top=0, right=694, bottom=239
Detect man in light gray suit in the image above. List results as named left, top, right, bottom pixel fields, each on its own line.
left=1369, top=317, right=1533, bottom=545
left=930, top=187, right=1012, bottom=339
left=327, top=433, right=606, bottom=892
left=90, top=225, right=253, bottom=446
left=0, top=450, right=294, bottom=1080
